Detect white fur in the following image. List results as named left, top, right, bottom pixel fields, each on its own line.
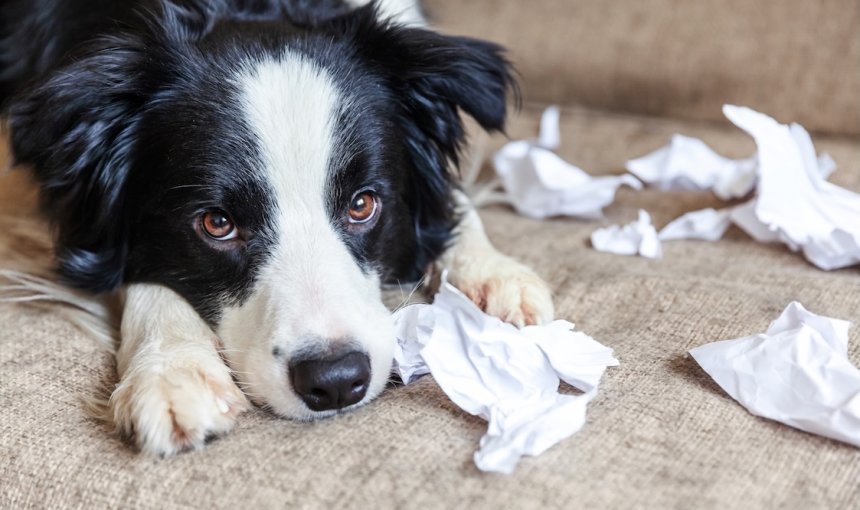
left=216, top=52, right=395, bottom=420
left=112, top=284, right=248, bottom=456
left=345, top=0, right=426, bottom=26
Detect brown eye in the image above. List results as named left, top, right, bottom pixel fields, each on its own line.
left=201, top=210, right=238, bottom=240
left=348, top=191, right=379, bottom=224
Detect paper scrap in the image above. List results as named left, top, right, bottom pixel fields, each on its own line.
left=392, top=277, right=618, bottom=474
left=723, top=105, right=860, bottom=270
left=690, top=302, right=860, bottom=448
left=590, top=210, right=662, bottom=259
left=493, top=107, right=641, bottom=220
left=626, top=133, right=836, bottom=201
left=537, top=105, right=562, bottom=150
left=641, top=106, right=860, bottom=270
left=657, top=208, right=732, bottom=242
left=626, top=134, right=758, bottom=200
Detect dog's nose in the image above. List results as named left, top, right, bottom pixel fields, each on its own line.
left=289, top=351, right=371, bottom=411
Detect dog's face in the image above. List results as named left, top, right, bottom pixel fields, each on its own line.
left=9, top=5, right=513, bottom=419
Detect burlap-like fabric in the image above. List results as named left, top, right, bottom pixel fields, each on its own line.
left=2, top=106, right=859, bottom=508
left=425, top=0, right=860, bottom=136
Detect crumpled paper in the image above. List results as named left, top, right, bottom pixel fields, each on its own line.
left=724, top=106, right=860, bottom=270
left=627, top=134, right=758, bottom=200
left=690, top=302, right=860, bottom=448
left=590, top=210, right=662, bottom=259
left=626, top=132, right=836, bottom=201
left=392, top=277, right=619, bottom=474
left=637, top=106, right=860, bottom=270
left=657, top=208, right=732, bottom=242
left=493, top=107, right=641, bottom=219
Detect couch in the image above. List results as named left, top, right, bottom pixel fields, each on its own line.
left=1, top=0, right=858, bottom=507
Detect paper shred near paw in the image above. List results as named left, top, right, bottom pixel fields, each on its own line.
left=391, top=274, right=618, bottom=474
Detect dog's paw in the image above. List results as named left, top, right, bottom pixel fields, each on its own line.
left=109, top=354, right=248, bottom=456
left=447, top=253, right=555, bottom=327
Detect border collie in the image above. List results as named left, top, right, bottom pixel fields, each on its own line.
left=0, top=0, right=554, bottom=455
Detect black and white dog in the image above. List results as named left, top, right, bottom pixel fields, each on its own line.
left=0, top=0, right=554, bottom=455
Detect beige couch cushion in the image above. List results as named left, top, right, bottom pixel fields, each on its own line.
left=425, top=0, right=860, bottom=136
left=2, top=107, right=859, bottom=508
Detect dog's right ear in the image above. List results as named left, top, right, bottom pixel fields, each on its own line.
left=7, top=33, right=153, bottom=292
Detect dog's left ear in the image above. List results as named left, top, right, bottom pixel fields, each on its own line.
left=357, top=19, right=517, bottom=158
left=343, top=11, right=518, bottom=276
left=391, top=29, right=516, bottom=134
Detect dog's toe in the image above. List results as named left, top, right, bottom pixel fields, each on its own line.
left=110, top=355, right=248, bottom=456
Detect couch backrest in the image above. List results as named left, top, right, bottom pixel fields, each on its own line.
left=425, top=0, right=860, bottom=136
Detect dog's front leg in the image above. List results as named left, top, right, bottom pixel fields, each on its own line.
left=438, top=192, right=555, bottom=327
left=110, top=284, right=248, bottom=456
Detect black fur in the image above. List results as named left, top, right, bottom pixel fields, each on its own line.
left=1, top=0, right=515, bottom=322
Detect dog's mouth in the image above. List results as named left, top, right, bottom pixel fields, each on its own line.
left=245, top=385, right=382, bottom=422
left=289, top=398, right=375, bottom=422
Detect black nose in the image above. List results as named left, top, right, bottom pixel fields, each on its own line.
left=290, top=351, right=371, bottom=411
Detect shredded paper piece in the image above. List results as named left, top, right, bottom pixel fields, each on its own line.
left=493, top=107, right=641, bottom=220
left=626, top=106, right=860, bottom=270
left=690, top=302, right=860, bottom=448
left=392, top=277, right=618, bottom=474
left=590, top=210, right=662, bottom=259
left=657, top=208, right=732, bottom=242
left=723, top=105, right=860, bottom=270
left=627, top=133, right=836, bottom=201
left=626, top=134, right=758, bottom=200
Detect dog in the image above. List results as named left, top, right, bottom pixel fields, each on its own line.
left=0, top=0, right=554, bottom=456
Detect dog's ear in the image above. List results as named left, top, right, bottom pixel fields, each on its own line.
left=352, top=16, right=517, bottom=160
left=7, top=34, right=152, bottom=292
left=342, top=9, right=518, bottom=275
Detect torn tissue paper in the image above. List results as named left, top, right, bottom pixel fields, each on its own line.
left=626, top=132, right=836, bottom=201
left=657, top=208, right=732, bottom=242
left=591, top=210, right=662, bottom=259
left=723, top=105, right=860, bottom=270
left=641, top=106, right=860, bottom=270
left=626, top=134, right=758, bottom=200
left=392, top=277, right=619, bottom=474
left=493, top=107, right=641, bottom=220
left=690, top=302, right=860, bottom=448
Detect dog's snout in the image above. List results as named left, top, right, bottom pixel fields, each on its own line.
left=290, top=351, right=371, bottom=411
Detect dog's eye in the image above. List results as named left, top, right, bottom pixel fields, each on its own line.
left=348, top=191, right=379, bottom=225
left=201, top=210, right=238, bottom=240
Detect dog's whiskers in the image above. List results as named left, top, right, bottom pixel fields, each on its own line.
left=391, top=274, right=429, bottom=313
left=228, top=371, right=258, bottom=377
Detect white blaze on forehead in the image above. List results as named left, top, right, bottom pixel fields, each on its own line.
left=236, top=50, right=357, bottom=335
left=239, top=52, right=339, bottom=214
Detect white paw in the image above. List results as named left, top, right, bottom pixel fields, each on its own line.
left=447, top=253, right=555, bottom=327
left=109, top=353, right=248, bottom=456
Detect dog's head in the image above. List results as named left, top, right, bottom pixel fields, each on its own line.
left=8, top=2, right=515, bottom=419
